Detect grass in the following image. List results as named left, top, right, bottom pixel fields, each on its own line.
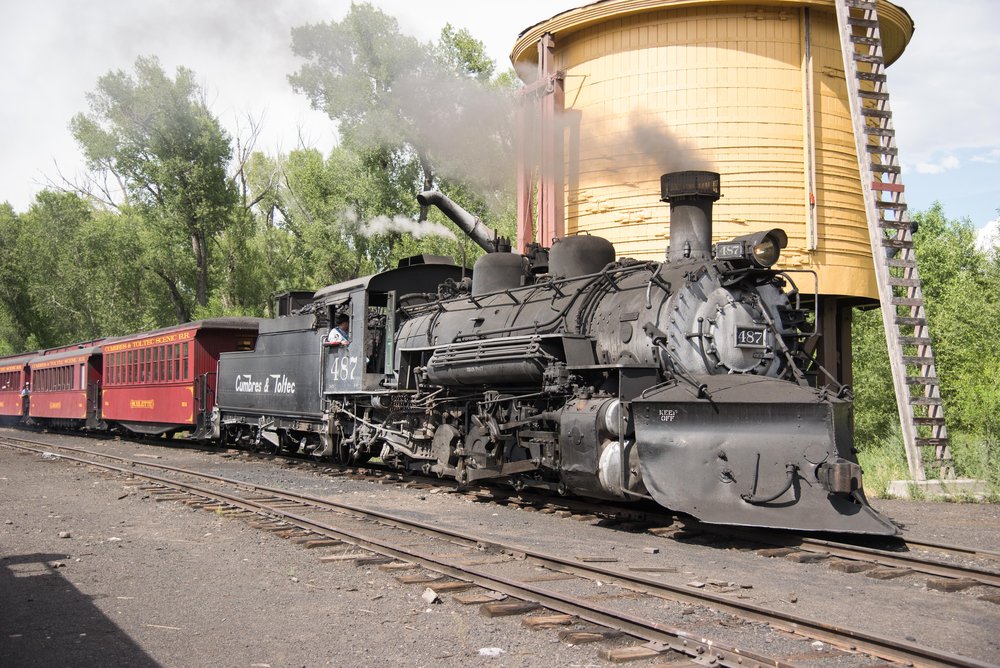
left=856, top=431, right=910, bottom=499
left=948, top=432, right=1000, bottom=503
left=857, top=428, right=1000, bottom=502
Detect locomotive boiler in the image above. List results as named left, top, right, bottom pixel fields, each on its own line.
left=214, top=171, right=898, bottom=536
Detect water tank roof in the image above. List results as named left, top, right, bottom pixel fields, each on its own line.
left=513, top=0, right=914, bottom=69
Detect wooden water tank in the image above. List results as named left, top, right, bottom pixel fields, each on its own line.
left=512, top=0, right=913, bottom=300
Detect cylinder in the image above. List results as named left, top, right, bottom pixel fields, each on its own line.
left=512, top=0, right=914, bottom=300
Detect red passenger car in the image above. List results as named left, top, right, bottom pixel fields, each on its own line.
left=0, top=353, right=35, bottom=424
left=101, top=318, right=260, bottom=438
left=28, top=346, right=105, bottom=428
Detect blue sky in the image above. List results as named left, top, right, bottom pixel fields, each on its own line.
left=884, top=0, right=1000, bottom=229
left=1, top=0, right=996, bottom=232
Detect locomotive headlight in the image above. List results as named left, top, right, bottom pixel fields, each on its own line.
left=751, top=236, right=782, bottom=267
left=715, top=229, right=788, bottom=269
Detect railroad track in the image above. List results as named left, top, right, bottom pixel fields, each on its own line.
left=4, top=428, right=997, bottom=589
left=727, top=530, right=1000, bottom=591
left=2, top=433, right=994, bottom=668
left=342, top=467, right=1000, bottom=591
left=452, top=485, right=1000, bottom=591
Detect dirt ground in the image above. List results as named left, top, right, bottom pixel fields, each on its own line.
left=1, top=431, right=998, bottom=667
left=0, top=448, right=620, bottom=667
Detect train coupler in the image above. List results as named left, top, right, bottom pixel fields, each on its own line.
left=816, top=459, right=862, bottom=495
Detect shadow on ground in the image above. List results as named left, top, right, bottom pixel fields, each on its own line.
left=0, top=553, right=159, bottom=667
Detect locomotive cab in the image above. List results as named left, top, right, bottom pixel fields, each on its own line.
left=313, top=256, right=469, bottom=395
left=318, top=286, right=378, bottom=394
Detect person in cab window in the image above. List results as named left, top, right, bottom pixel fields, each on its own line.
left=326, top=313, right=351, bottom=346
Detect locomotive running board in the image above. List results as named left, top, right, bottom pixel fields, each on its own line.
left=632, top=375, right=899, bottom=535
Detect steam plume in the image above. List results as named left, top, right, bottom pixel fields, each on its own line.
left=344, top=207, right=456, bottom=240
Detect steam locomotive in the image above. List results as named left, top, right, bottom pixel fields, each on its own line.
left=213, top=171, right=898, bottom=535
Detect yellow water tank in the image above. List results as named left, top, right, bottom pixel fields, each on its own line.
left=512, top=0, right=913, bottom=300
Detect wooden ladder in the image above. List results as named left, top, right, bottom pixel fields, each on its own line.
left=834, top=0, right=952, bottom=481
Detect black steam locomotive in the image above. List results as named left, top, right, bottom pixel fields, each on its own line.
left=213, top=171, right=898, bottom=535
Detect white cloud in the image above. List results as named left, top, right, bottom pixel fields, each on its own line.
left=0, top=0, right=584, bottom=213
left=913, top=155, right=960, bottom=175
left=975, top=219, right=1000, bottom=254
left=971, top=148, right=1000, bottom=165
left=889, top=1, right=1000, bottom=158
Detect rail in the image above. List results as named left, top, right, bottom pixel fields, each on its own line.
left=1, top=432, right=992, bottom=668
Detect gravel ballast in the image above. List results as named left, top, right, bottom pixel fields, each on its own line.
left=1, top=446, right=615, bottom=667
left=2, top=429, right=998, bottom=666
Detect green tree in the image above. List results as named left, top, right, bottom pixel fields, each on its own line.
left=0, top=203, right=31, bottom=353
left=850, top=305, right=896, bottom=446
left=853, top=203, right=1000, bottom=487
left=437, top=23, right=495, bottom=82
left=210, top=117, right=288, bottom=317
left=289, top=4, right=516, bottom=222
left=910, top=204, right=1000, bottom=435
left=70, top=55, right=237, bottom=321
left=16, top=192, right=95, bottom=345
left=7, top=192, right=157, bottom=347
left=278, top=145, right=418, bottom=283
left=257, top=145, right=512, bottom=290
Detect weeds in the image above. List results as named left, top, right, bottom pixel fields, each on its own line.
left=857, top=427, right=999, bottom=501
left=856, top=428, right=909, bottom=498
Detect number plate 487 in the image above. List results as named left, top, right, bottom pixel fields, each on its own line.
left=735, top=327, right=766, bottom=348
left=330, top=355, right=359, bottom=381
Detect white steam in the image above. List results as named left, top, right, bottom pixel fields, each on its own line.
left=344, top=207, right=456, bottom=240
left=345, top=70, right=516, bottom=205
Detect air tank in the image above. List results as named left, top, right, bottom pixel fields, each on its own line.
left=512, top=0, right=914, bottom=300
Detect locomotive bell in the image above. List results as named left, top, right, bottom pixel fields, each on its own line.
left=660, top=171, right=721, bottom=263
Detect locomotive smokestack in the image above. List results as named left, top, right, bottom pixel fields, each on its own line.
left=660, top=171, right=721, bottom=262
left=417, top=190, right=509, bottom=254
